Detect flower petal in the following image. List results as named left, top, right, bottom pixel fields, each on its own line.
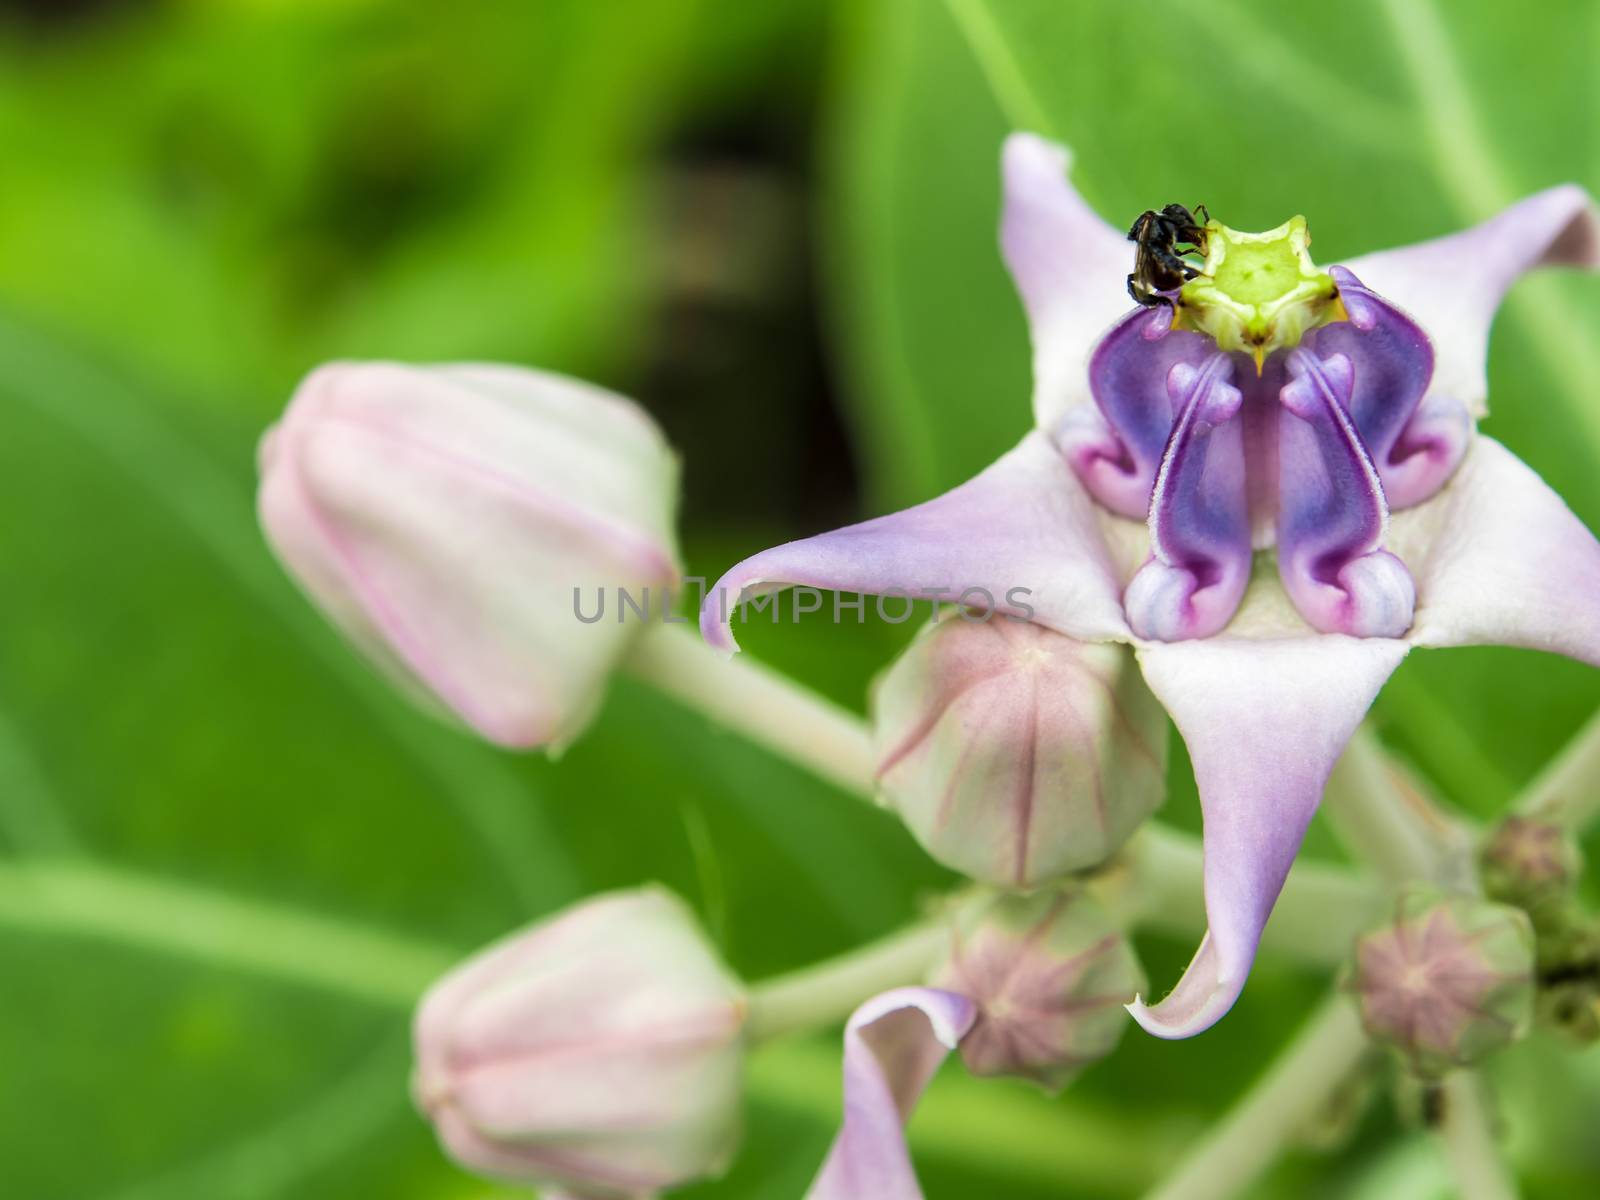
left=1125, top=354, right=1251, bottom=641
left=1311, top=269, right=1469, bottom=510
left=1392, top=436, right=1600, bottom=665
left=1276, top=348, right=1416, bottom=637
left=1128, top=634, right=1410, bottom=1037
left=807, top=987, right=977, bottom=1200
left=1000, top=133, right=1137, bottom=432
left=700, top=432, right=1131, bottom=652
left=1064, top=307, right=1216, bottom=518
left=1341, top=185, right=1600, bottom=416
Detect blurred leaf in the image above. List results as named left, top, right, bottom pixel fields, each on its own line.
left=0, top=0, right=702, bottom=411
left=822, top=0, right=1029, bottom=510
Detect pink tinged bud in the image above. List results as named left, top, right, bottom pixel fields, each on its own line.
left=870, top=613, right=1167, bottom=888
left=412, top=887, right=746, bottom=1197
left=930, top=889, right=1143, bottom=1091
left=1480, top=815, right=1582, bottom=916
left=258, top=362, right=681, bottom=750
left=1348, top=888, right=1535, bottom=1079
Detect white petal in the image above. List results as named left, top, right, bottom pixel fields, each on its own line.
left=1394, top=436, right=1600, bottom=664
left=1128, top=634, right=1409, bottom=1037
left=1343, top=186, right=1600, bottom=416
left=999, top=133, right=1137, bottom=432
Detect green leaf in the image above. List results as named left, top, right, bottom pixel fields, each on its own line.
left=822, top=0, right=1031, bottom=510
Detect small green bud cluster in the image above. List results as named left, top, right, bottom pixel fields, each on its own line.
left=1480, top=815, right=1600, bottom=1042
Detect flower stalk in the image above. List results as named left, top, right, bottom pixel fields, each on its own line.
left=625, top=623, right=877, bottom=797
left=633, top=620, right=1387, bottom=964
left=744, top=917, right=950, bottom=1042
left=1322, top=727, right=1471, bottom=886
left=1141, top=994, right=1371, bottom=1200
left=1435, top=1071, right=1519, bottom=1200
left=1515, top=706, right=1600, bottom=831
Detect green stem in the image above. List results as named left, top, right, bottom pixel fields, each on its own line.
left=1142, top=995, right=1370, bottom=1200
left=1322, top=728, right=1472, bottom=887
left=744, top=917, right=951, bottom=1042
left=1515, top=707, right=1600, bottom=831
left=0, top=858, right=453, bottom=1006
left=1435, top=1072, right=1519, bottom=1200
left=1098, top=825, right=1383, bottom=968
left=0, top=855, right=1152, bottom=1189
left=630, top=623, right=1386, bottom=958
left=625, top=624, right=878, bottom=798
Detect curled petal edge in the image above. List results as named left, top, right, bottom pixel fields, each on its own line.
left=1342, top=183, right=1600, bottom=416
left=806, top=987, right=977, bottom=1200
left=1128, top=635, right=1410, bottom=1037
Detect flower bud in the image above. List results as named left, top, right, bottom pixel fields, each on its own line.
left=929, top=889, right=1143, bottom=1091
left=1348, top=888, right=1535, bottom=1078
left=870, top=612, right=1167, bottom=888
left=1536, top=919, right=1600, bottom=1043
left=412, top=887, right=745, bottom=1196
left=259, top=362, right=681, bottom=750
left=1480, top=814, right=1582, bottom=919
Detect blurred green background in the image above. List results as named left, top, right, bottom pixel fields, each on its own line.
left=2, top=0, right=1599, bottom=1196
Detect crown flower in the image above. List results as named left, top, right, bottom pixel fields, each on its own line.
left=701, top=132, right=1600, bottom=1037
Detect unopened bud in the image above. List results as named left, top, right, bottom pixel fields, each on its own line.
left=1348, top=888, right=1534, bottom=1078
left=1480, top=814, right=1581, bottom=919
left=259, top=362, right=680, bottom=750
left=1536, top=919, right=1600, bottom=1043
left=412, top=888, right=745, bottom=1196
left=930, top=889, right=1143, bottom=1091
left=870, top=613, right=1166, bottom=888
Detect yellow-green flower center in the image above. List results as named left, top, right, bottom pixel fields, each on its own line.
left=1177, top=216, right=1344, bottom=371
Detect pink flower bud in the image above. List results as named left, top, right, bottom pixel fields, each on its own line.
left=870, top=613, right=1167, bottom=888
left=1480, top=814, right=1582, bottom=917
left=1348, top=888, right=1535, bottom=1078
left=412, top=888, right=746, bottom=1196
left=259, top=363, right=680, bottom=750
left=930, top=889, right=1143, bottom=1091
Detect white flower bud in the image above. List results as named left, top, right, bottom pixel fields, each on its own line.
left=870, top=612, right=1167, bottom=887
left=413, top=888, right=745, bottom=1197
left=259, top=362, right=680, bottom=750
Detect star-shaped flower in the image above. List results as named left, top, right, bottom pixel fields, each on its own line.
left=701, top=133, right=1600, bottom=1038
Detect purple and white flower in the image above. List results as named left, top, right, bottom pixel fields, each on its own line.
left=702, top=133, right=1600, bottom=1038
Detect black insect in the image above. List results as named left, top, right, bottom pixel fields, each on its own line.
left=1126, top=203, right=1210, bottom=307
